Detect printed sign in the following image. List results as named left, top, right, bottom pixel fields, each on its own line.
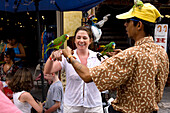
left=154, top=24, right=168, bottom=51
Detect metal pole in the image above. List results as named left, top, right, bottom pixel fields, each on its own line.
left=35, top=0, right=45, bottom=102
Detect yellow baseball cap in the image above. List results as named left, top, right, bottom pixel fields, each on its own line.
left=116, top=3, right=161, bottom=23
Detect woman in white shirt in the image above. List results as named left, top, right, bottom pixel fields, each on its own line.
left=44, top=26, right=103, bottom=113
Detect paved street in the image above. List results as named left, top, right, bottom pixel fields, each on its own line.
left=30, top=64, right=170, bottom=112
left=158, top=86, right=170, bottom=113
left=31, top=81, right=170, bottom=113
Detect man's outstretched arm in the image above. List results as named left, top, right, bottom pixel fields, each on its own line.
left=62, top=47, right=92, bottom=83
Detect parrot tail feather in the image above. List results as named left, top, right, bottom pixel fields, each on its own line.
left=47, top=42, right=51, bottom=47
left=47, top=40, right=54, bottom=47
left=101, top=50, right=104, bottom=54
left=45, top=48, right=50, bottom=54
left=55, top=46, right=59, bottom=50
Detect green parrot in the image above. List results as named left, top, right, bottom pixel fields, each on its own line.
left=100, top=41, right=116, bottom=55
left=45, top=34, right=69, bottom=53
left=97, top=41, right=116, bottom=61
left=133, top=0, right=143, bottom=11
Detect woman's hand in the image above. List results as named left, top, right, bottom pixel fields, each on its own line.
left=50, top=50, right=62, bottom=61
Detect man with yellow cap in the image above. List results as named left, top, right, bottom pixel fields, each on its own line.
left=61, top=1, right=169, bottom=113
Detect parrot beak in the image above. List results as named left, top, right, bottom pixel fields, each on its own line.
left=112, top=43, right=116, bottom=49
left=66, top=34, right=69, bottom=40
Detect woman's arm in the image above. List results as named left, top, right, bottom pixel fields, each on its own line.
left=17, top=43, right=26, bottom=58
left=1, top=44, right=6, bottom=53
left=44, top=50, right=62, bottom=74
left=21, top=92, right=43, bottom=113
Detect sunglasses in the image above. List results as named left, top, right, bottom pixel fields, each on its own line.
left=125, top=18, right=140, bottom=23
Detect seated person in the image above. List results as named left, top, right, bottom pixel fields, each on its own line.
left=0, top=48, right=19, bottom=81
left=2, top=35, right=26, bottom=66
left=0, top=40, right=5, bottom=61
left=2, top=73, right=14, bottom=100
left=0, top=40, right=5, bottom=54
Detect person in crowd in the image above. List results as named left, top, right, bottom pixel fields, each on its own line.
left=2, top=73, right=14, bottom=100
left=2, top=35, right=26, bottom=66
left=0, top=40, right=5, bottom=54
left=44, top=26, right=104, bottom=113
left=0, top=48, right=19, bottom=81
left=44, top=72, right=64, bottom=113
left=8, top=67, right=43, bottom=113
left=0, top=81, right=3, bottom=90
left=0, top=40, right=5, bottom=63
left=61, top=2, right=169, bottom=113
left=0, top=90, right=22, bottom=113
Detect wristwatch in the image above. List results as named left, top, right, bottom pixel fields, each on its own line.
left=66, top=55, right=76, bottom=63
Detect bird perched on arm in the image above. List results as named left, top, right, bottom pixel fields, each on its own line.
left=45, top=34, right=69, bottom=53
left=97, top=42, right=116, bottom=61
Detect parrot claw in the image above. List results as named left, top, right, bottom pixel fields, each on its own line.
left=97, top=53, right=105, bottom=61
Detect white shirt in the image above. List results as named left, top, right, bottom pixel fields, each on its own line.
left=13, top=91, right=32, bottom=113
left=60, top=49, right=102, bottom=107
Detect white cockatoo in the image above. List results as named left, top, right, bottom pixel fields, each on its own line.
left=95, top=14, right=111, bottom=28
left=88, top=14, right=111, bottom=43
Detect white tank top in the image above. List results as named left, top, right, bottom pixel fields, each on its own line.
left=13, top=91, right=32, bottom=113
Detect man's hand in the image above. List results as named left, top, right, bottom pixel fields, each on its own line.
left=62, top=46, right=73, bottom=58
left=106, top=49, right=122, bottom=57
left=62, top=46, right=92, bottom=83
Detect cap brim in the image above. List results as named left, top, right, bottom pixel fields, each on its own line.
left=116, top=9, right=134, bottom=19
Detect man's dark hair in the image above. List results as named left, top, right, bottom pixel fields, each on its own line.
left=132, top=17, right=155, bottom=37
